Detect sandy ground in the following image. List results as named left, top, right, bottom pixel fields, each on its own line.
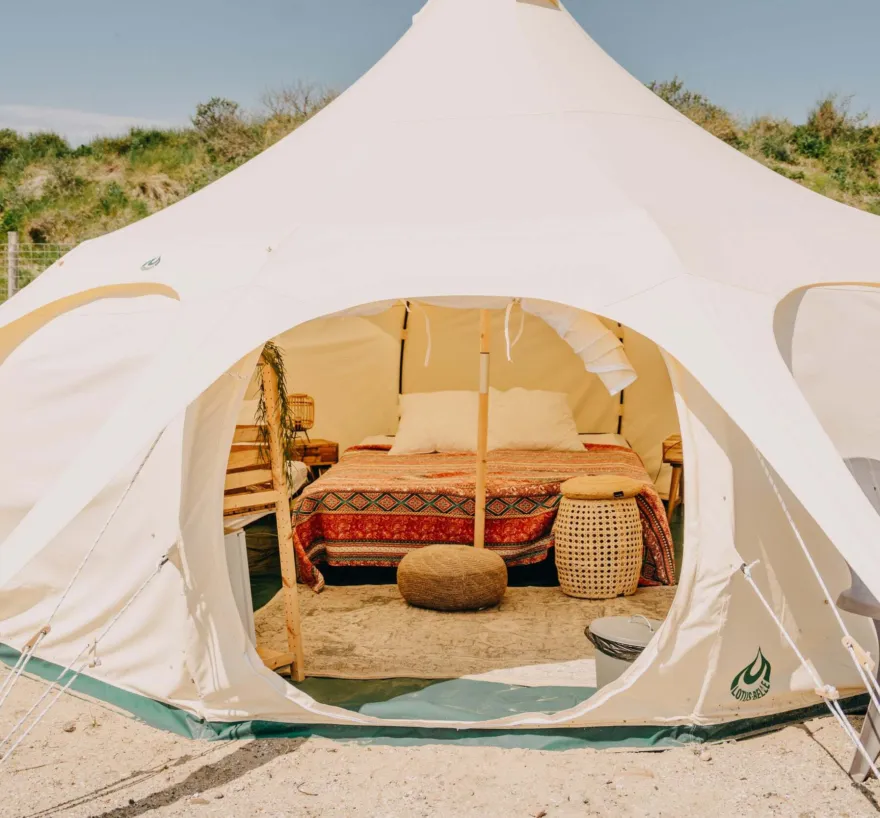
left=254, top=585, right=676, bottom=680
left=2, top=673, right=880, bottom=818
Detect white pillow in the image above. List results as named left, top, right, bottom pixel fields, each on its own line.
left=389, top=388, right=584, bottom=455
left=489, top=387, right=584, bottom=451
left=389, top=391, right=478, bottom=455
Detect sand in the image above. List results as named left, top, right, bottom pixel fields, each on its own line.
left=3, top=671, right=880, bottom=817
left=253, top=585, right=676, bottom=679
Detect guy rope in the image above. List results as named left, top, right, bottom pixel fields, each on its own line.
left=742, top=446, right=880, bottom=778
left=0, top=552, right=172, bottom=766
left=0, top=428, right=167, bottom=764
left=739, top=560, right=880, bottom=780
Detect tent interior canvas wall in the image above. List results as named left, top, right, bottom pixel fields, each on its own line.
left=240, top=304, right=679, bottom=491
left=2, top=0, right=880, bottom=756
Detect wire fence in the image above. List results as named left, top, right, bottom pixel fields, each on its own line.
left=1, top=233, right=77, bottom=302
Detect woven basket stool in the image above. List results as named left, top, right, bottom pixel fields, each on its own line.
left=554, top=475, right=644, bottom=600
left=397, top=545, right=508, bottom=611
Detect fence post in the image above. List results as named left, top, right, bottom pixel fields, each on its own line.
left=7, top=232, right=18, bottom=299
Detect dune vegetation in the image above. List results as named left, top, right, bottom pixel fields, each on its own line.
left=0, top=85, right=336, bottom=246
left=0, top=80, right=878, bottom=253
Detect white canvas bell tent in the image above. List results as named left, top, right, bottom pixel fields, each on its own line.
left=2, top=0, right=880, bottom=748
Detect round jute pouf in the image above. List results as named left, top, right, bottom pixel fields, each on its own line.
left=554, top=475, right=644, bottom=600
left=397, top=545, right=508, bottom=611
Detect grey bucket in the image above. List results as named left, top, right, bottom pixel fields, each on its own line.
left=586, top=615, right=663, bottom=688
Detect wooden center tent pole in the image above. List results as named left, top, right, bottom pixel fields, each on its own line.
left=474, top=309, right=491, bottom=549
left=259, top=352, right=306, bottom=682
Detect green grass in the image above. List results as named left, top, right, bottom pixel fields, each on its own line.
left=651, top=81, right=880, bottom=213
left=0, top=86, right=336, bottom=245
left=0, top=81, right=877, bottom=251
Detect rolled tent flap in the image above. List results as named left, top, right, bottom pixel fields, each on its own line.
left=336, top=297, right=637, bottom=396
left=586, top=347, right=637, bottom=396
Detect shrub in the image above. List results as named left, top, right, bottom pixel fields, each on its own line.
left=648, top=77, right=742, bottom=145
left=761, top=131, right=794, bottom=163
left=0, top=204, right=26, bottom=233
left=851, top=141, right=879, bottom=174
left=23, top=132, right=71, bottom=160
left=90, top=135, right=133, bottom=158
left=192, top=97, right=242, bottom=134
left=192, top=97, right=259, bottom=165
left=131, top=199, right=150, bottom=219
left=98, top=182, right=128, bottom=215
left=0, top=129, right=23, bottom=167
left=48, top=160, right=86, bottom=198
left=807, top=95, right=860, bottom=141
left=262, top=83, right=336, bottom=125
left=793, top=126, right=829, bottom=159
left=129, top=128, right=172, bottom=153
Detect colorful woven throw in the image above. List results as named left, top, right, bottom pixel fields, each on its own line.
left=290, top=444, right=676, bottom=593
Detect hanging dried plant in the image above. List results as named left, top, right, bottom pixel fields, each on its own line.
left=255, top=340, right=303, bottom=490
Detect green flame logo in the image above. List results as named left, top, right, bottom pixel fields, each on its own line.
left=730, top=648, right=771, bottom=702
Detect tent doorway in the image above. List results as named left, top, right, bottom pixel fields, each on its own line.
left=222, top=299, right=684, bottom=718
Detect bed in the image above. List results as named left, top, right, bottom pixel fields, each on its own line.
left=290, top=435, right=675, bottom=592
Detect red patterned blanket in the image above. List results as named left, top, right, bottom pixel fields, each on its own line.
left=290, top=444, right=675, bottom=592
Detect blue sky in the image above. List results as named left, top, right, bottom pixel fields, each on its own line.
left=1, top=0, right=878, bottom=143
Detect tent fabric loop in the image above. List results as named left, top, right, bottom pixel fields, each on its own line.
left=814, top=684, right=841, bottom=701
left=404, top=300, right=432, bottom=367
left=843, top=635, right=877, bottom=674
left=503, top=298, right=525, bottom=362
left=337, top=297, right=635, bottom=395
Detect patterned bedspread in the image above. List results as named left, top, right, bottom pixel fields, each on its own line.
left=290, top=444, right=675, bottom=592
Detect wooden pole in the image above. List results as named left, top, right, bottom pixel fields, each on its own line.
left=398, top=300, right=410, bottom=395
left=259, top=353, right=306, bottom=681
left=7, top=231, right=18, bottom=299
left=474, top=309, right=491, bottom=548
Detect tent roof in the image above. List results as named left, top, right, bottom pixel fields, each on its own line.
left=3, top=0, right=879, bottom=324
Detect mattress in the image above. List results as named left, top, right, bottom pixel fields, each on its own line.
left=290, top=443, right=675, bottom=592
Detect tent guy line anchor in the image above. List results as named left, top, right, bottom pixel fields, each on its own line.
left=0, top=626, right=50, bottom=710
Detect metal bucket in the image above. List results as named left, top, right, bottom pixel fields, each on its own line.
left=586, top=615, right=663, bottom=688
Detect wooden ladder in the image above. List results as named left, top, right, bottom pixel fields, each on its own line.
left=223, top=349, right=305, bottom=681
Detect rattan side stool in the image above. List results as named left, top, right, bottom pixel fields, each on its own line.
left=553, top=475, right=644, bottom=599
